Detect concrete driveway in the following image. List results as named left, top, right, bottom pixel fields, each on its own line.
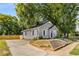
left=49, top=42, right=79, bottom=56
left=6, top=40, right=79, bottom=56
left=6, top=40, right=48, bottom=56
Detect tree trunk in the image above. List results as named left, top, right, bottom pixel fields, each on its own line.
left=64, top=33, right=66, bottom=38
left=62, top=33, right=68, bottom=40
left=66, top=33, right=69, bottom=38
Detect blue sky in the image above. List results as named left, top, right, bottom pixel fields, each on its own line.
left=0, top=3, right=16, bottom=16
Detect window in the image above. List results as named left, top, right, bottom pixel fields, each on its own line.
left=43, top=30, right=45, bottom=36
left=32, top=30, right=34, bottom=35
left=25, top=31, right=27, bottom=35
left=51, top=32, right=52, bottom=37
left=51, top=31, right=53, bottom=38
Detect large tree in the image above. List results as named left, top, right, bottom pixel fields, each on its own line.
left=39, top=3, right=78, bottom=38
left=0, top=14, right=21, bottom=35
left=15, top=3, right=46, bottom=29
left=16, top=3, right=78, bottom=38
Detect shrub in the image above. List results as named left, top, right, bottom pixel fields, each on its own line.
left=39, top=36, right=43, bottom=39
left=32, top=37, right=39, bottom=40
left=48, top=45, right=51, bottom=48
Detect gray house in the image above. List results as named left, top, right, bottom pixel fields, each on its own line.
left=22, top=21, right=58, bottom=39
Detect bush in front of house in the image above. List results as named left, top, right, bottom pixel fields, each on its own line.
left=39, top=36, right=43, bottom=39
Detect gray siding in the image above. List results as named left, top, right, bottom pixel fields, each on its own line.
left=22, top=21, right=58, bottom=39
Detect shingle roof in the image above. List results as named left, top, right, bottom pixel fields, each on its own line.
left=22, top=21, right=55, bottom=32
left=48, top=25, right=54, bottom=29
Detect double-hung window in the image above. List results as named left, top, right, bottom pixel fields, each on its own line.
left=32, top=30, right=34, bottom=35
left=43, top=30, right=45, bottom=36
left=25, top=31, right=27, bottom=35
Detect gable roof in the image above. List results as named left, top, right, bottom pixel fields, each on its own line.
left=29, top=21, right=48, bottom=29
left=22, top=21, right=56, bottom=32
left=48, top=25, right=54, bottom=29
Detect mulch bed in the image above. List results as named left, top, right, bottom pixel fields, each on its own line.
left=50, top=40, right=72, bottom=51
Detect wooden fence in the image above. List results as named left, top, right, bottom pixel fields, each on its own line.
left=0, top=35, right=22, bottom=40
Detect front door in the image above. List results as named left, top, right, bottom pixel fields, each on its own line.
left=50, top=31, right=54, bottom=38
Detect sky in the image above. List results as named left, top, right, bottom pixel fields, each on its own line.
left=0, top=3, right=16, bottom=16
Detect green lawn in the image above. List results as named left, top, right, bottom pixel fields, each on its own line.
left=0, top=40, right=11, bottom=56
left=70, top=44, right=79, bottom=55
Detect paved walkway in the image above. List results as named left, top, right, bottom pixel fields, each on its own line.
left=49, top=42, right=79, bottom=56
left=6, top=40, right=47, bottom=56
left=6, top=40, right=79, bottom=56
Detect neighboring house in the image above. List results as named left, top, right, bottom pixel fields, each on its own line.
left=22, top=21, right=58, bottom=39
left=76, top=19, right=79, bottom=32
left=76, top=24, right=79, bottom=32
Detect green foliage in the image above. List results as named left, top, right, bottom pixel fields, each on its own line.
left=39, top=36, right=43, bottom=39
left=16, top=3, right=78, bottom=38
left=39, top=3, right=78, bottom=38
left=32, top=37, right=39, bottom=40
left=76, top=19, right=79, bottom=24
left=0, top=3, right=78, bottom=36
left=0, top=14, right=21, bottom=35
left=70, top=44, right=79, bottom=55
left=16, top=3, right=45, bottom=29
left=48, top=45, right=51, bottom=48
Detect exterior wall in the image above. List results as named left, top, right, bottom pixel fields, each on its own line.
left=23, top=30, right=32, bottom=39
left=40, top=29, right=49, bottom=38
left=76, top=24, right=79, bottom=32
left=22, top=21, right=58, bottom=39
left=38, top=22, right=53, bottom=38
left=49, top=26, right=57, bottom=38
left=23, top=27, right=39, bottom=39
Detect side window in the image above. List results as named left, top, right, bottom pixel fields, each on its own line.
left=51, top=31, right=53, bottom=37
left=25, top=31, right=27, bottom=35
left=32, top=30, right=34, bottom=35
left=51, top=32, right=52, bottom=37
left=43, top=30, right=45, bottom=36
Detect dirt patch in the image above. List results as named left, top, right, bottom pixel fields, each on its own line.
left=0, top=40, right=11, bottom=56
left=0, top=35, right=21, bottom=40
left=30, top=39, right=72, bottom=52
left=30, top=40, right=53, bottom=52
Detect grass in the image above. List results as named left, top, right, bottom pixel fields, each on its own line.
left=70, top=44, right=79, bottom=55
left=0, top=40, right=11, bottom=56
